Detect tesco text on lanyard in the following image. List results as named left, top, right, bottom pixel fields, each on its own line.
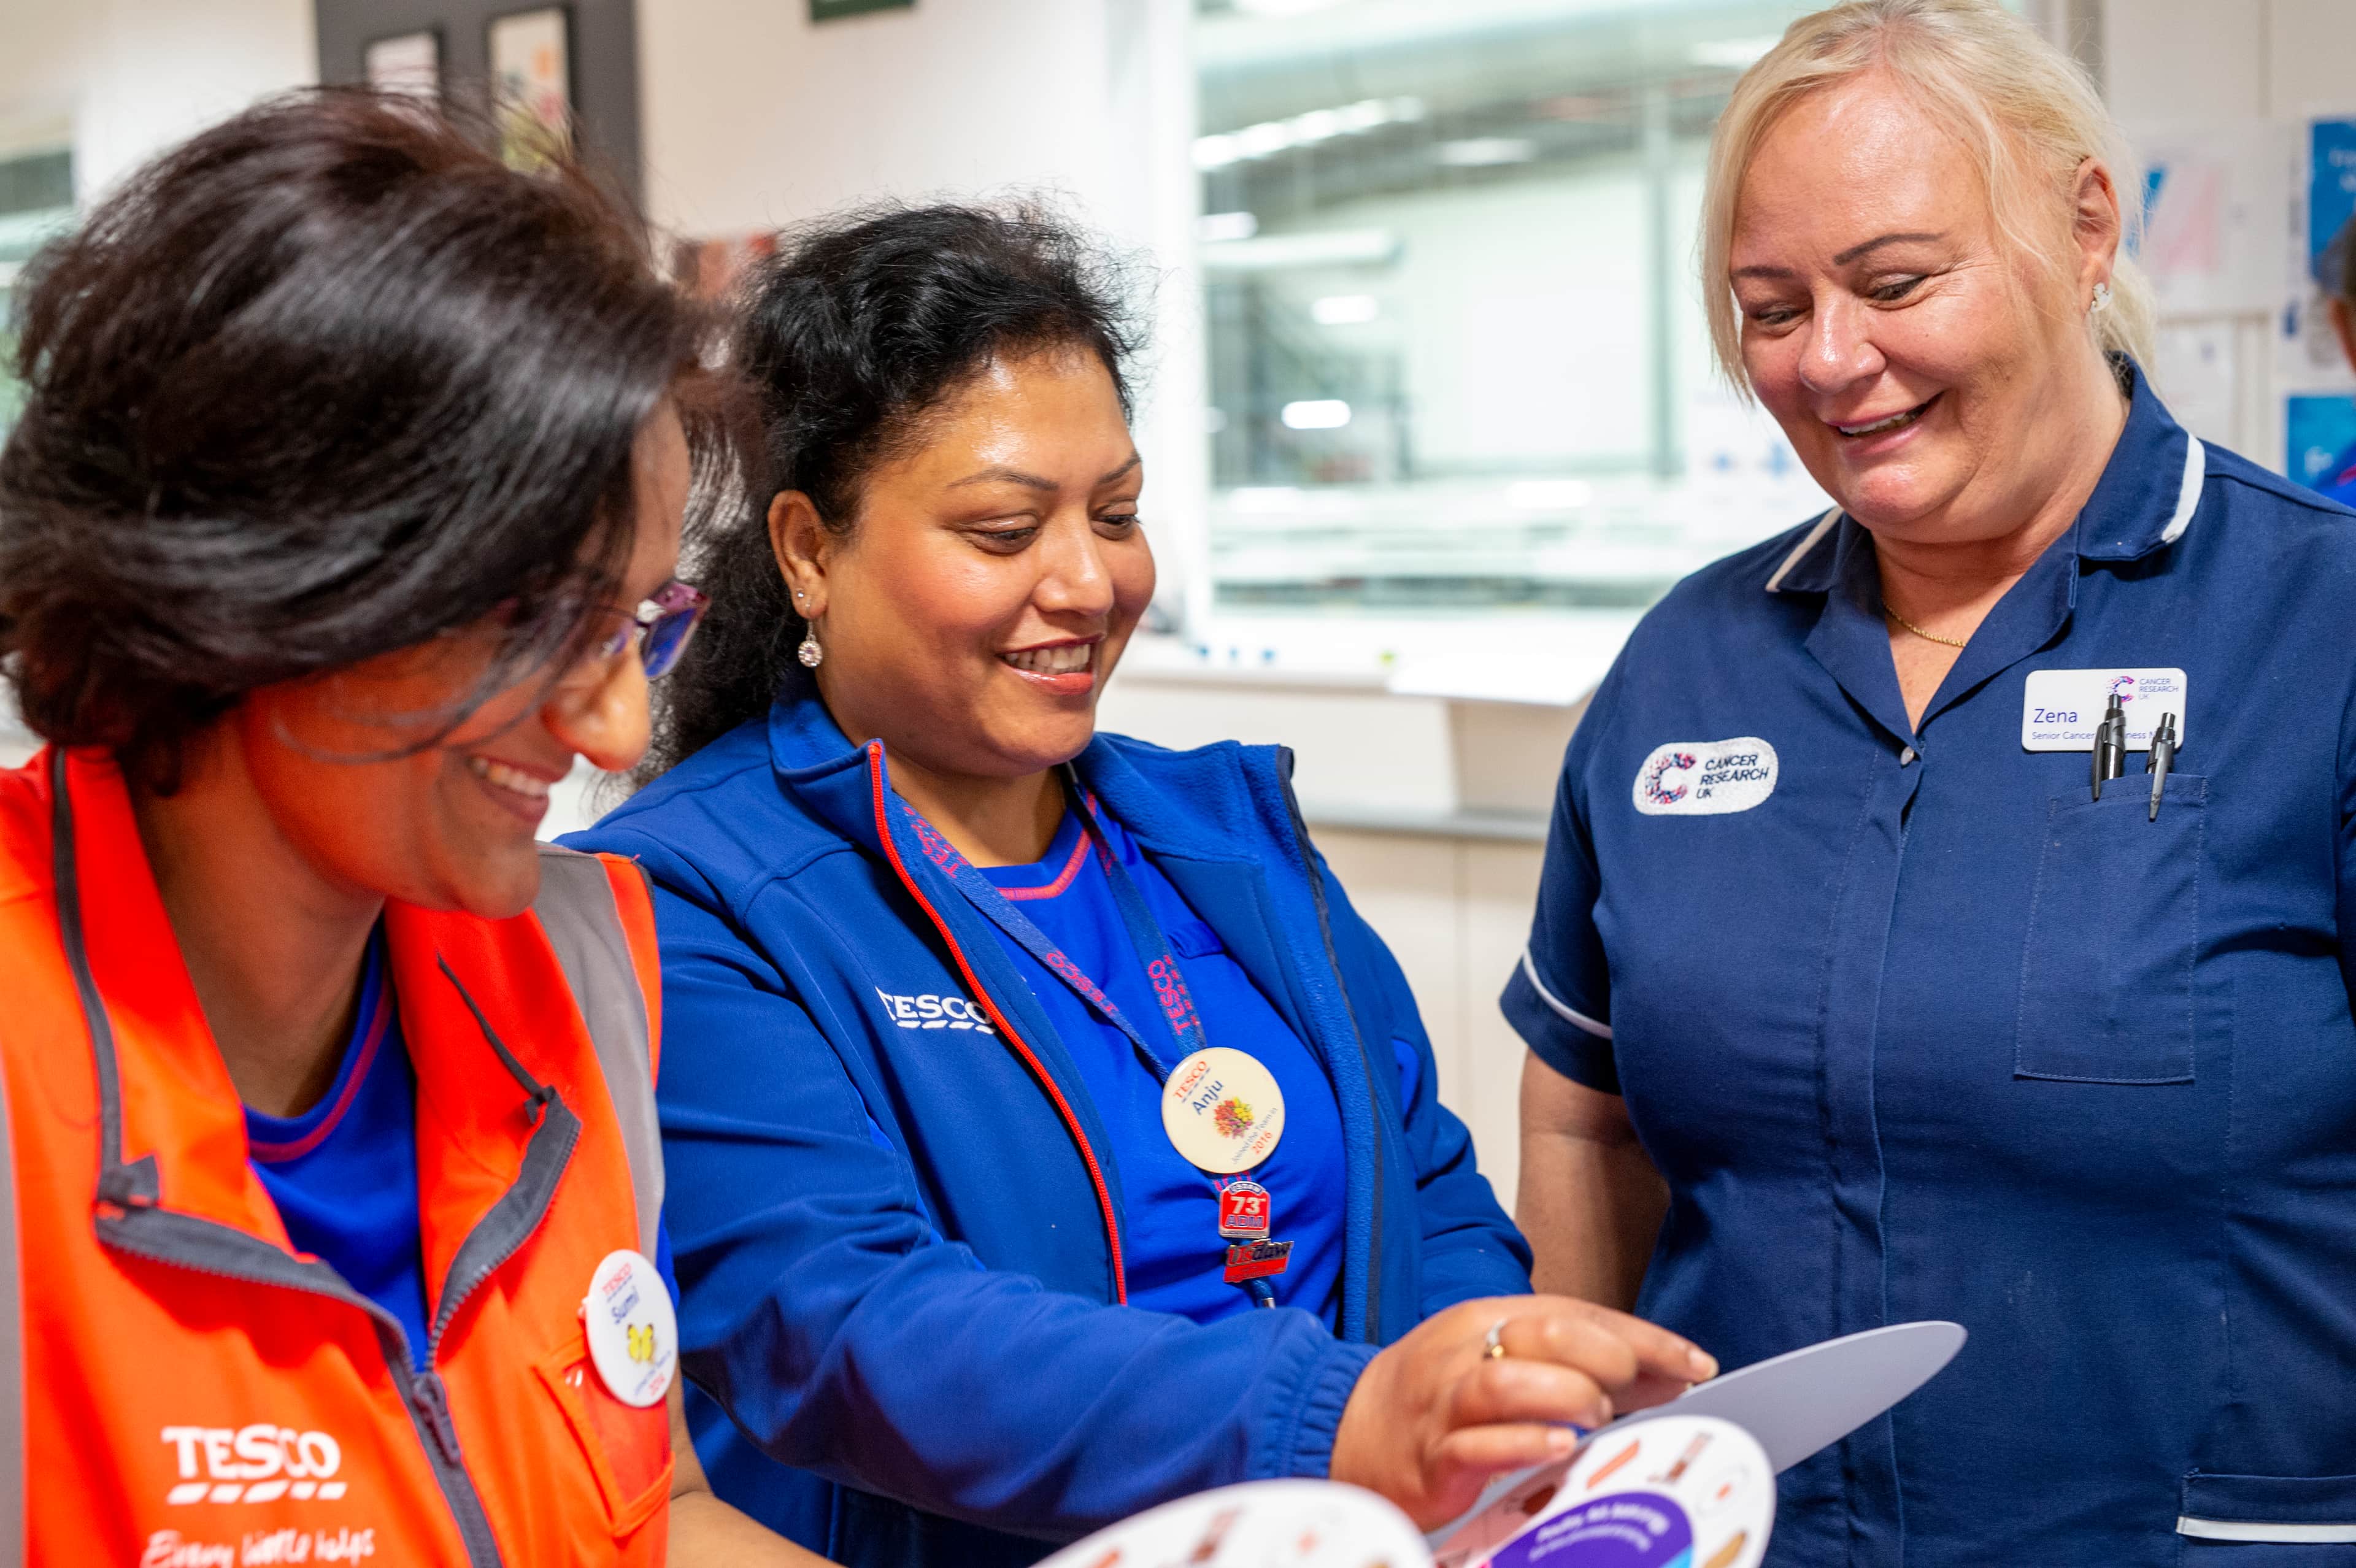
left=908, top=774, right=1293, bottom=1305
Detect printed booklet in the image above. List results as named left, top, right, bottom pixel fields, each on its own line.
left=1036, top=1321, right=1963, bottom=1568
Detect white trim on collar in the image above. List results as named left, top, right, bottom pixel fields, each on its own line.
left=1520, top=948, right=1612, bottom=1040
left=2159, top=435, right=2206, bottom=546
left=1763, top=507, right=1841, bottom=594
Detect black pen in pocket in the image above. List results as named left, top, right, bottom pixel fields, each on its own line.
left=2147, top=712, right=2178, bottom=822
left=2091, top=694, right=2125, bottom=800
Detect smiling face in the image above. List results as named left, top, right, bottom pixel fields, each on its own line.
left=231, top=405, right=691, bottom=919
left=1729, top=72, right=2119, bottom=547
left=789, top=347, right=1153, bottom=786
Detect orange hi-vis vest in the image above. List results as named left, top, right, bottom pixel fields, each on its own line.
left=0, top=749, right=674, bottom=1567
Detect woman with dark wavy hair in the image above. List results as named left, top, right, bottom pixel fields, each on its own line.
left=569, top=202, right=1713, bottom=1567
left=0, top=90, right=817, bottom=1566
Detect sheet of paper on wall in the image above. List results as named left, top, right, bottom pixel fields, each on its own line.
left=2125, top=120, right=2290, bottom=318
left=1034, top=1322, right=1962, bottom=1568
left=2152, top=320, right=2243, bottom=450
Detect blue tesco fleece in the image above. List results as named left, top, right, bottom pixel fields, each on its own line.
left=563, top=693, right=1531, bottom=1568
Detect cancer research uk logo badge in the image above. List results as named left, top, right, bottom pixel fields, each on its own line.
left=1631, top=738, right=1779, bottom=817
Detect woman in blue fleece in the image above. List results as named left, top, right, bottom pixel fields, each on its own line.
left=565, top=202, right=1713, bottom=1568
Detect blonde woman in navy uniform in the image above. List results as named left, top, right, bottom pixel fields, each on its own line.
left=1512, top=2, right=2356, bottom=1564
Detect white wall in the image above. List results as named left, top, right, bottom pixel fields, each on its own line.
left=636, top=0, right=1215, bottom=626
left=0, top=0, right=314, bottom=196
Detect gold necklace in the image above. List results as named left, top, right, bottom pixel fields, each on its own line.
left=1884, top=605, right=1968, bottom=648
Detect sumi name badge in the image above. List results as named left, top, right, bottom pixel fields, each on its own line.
left=2020, top=668, right=2188, bottom=752
left=1163, top=1047, right=1285, bottom=1174
left=583, top=1248, right=678, bottom=1409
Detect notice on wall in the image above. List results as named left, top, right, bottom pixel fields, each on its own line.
left=2130, top=121, right=2288, bottom=317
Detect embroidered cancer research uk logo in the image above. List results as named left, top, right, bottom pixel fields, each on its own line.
left=1631, top=737, right=1780, bottom=817
left=1642, top=750, right=1698, bottom=805
left=873, top=985, right=996, bottom=1035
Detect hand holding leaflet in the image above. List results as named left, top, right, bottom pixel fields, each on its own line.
left=1330, top=1296, right=1720, bottom=1529
left=1037, top=1323, right=1961, bottom=1568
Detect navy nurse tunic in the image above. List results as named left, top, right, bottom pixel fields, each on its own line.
left=1504, top=371, right=2356, bottom=1566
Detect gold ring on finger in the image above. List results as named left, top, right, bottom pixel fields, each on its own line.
left=1484, top=1316, right=1510, bottom=1361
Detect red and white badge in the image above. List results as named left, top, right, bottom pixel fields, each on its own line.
left=582, top=1248, right=678, bottom=1409
left=1219, top=1179, right=1273, bottom=1240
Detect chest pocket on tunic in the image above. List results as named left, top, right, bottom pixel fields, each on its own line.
left=2014, top=774, right=2206, bottom=1083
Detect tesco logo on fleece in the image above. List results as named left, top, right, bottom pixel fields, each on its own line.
left=158, top=1424, right=347, bottom=1505
left=873, top=987, right=996, bottom=1034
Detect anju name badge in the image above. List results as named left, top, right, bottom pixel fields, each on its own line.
left=1162, top=1047, right=1285, bottom=1174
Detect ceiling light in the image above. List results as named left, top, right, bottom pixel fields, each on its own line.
left=1506, top=479, right=1594, bottom=510
left=1236, top=120, right=1295, bottom=158
left=1197, top=210, right=1260, bottom=242
left=1288, top=109, right=1343, bottom=144
left=1230, top=486, right=1303, bottom=512
left=1199, top=228, right=1402, bottom=272
left=1436, top=137, right=1536, bottom=167
left=1281, top=400, right=1352, bottom=431
left=1233, top=0, right=1349, bottom=15
left=1311, top=294, right=1380, bottom=326
left=1194, top=134, right=1242, bottom=171
left=1691, top=34, right=1782, bottom=69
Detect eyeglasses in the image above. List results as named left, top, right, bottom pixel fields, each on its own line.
left=593, top=578, right=709, bottom=680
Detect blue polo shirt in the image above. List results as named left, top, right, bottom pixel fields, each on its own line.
left=972, top=806, right=1349, bottom=1327
left=1505, top=368, right=2356, bottom=1566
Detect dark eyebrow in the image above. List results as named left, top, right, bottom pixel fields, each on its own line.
left=948, top=466, right=1057, bottom=492
left=947, top=453, right=1142, bottom=491
left=1832, top=231, right=1945, bottom=265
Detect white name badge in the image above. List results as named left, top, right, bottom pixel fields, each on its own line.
left=2020, top=668, right=2187, bottom=752
left=1631, top=739, right=1779, bottom=817
left=1163, top=1047, right=1285, bottom=1174
left=583, top=1248, right=678, bottom=1409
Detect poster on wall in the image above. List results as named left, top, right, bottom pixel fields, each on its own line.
left=2282, top=115, right=2356, bottom=385
left=490, top=7, right=572, bottom=171
left=2288, top=393, right=2356, bottom=502
left=363, top=29, right=441, bottom=100
left=810, top=0, right=915, bottom=19
left=2283, top=115, right=2356, bottom=502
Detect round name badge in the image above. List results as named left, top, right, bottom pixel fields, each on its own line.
left=582, top=1248, right=678, bottom=1409
left=1162, top=1047, right=1286, bottom=1174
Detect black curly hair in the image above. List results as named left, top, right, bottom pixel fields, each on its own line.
left=641, top=199, right=1141, bottom=779
left=0, top=88, right=748, bottom=790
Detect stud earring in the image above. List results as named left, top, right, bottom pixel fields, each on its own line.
left=797, top=626, right=823, bottom=669
left=2090, top=280, right=2113, bottom=313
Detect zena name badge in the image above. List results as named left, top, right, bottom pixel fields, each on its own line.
left=2020, top=667, right=2187, bottom=752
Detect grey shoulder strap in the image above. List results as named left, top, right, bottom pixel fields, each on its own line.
left=532, top=845, right=664, bottom=1261
left=0, top=1032, right=20, bottom=1568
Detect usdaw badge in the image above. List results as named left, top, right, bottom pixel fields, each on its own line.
left=1632, top=738, right=1779, bottom=817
